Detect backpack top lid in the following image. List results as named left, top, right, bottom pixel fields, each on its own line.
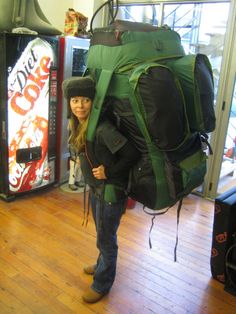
left=91, top=19, right=181, bottom=38
left=87, top=20, right=185, bottom=72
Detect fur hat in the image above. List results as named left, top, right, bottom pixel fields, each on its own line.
left=62, top=76, right=96, bottom=118
left=62, top=76, right=96, bottom=101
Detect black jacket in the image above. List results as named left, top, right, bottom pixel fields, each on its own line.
left=80, top=119, right=140, bottom=190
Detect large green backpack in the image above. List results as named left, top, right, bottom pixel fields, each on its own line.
left=85, top=20, right=215, bottom=210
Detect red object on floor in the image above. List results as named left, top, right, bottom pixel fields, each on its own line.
left=127, top=197, right=136, bottom=209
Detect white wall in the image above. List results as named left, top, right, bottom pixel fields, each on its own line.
left=38, top=0, right=105, bottom=33
left=39, top=0, right=73, bottom=33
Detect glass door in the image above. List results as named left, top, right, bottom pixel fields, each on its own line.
left=204, top=11, right=236, bottom=198
left=217, top=79, right=236, bottom=194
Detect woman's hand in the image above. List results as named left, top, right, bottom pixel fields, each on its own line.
left=92, top=165, right=107, bottom=180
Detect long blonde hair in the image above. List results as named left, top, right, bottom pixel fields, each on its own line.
left=68, top=113, right=89, bottom=153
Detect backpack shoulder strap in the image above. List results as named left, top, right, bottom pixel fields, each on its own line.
left=85, top=69, right=114, bottom=171
left=86, top=69, right=113, bottom=142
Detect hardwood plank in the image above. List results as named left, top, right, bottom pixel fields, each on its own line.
left=0, top=301, right=14, bottom=314
left=0, top=271, right=33, bottom=314
left=56, top=293, right=97, bottom=314
left=0, top=187, right=236, bottom=314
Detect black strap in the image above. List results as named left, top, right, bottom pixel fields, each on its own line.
left=82, top=183, right=88, bottom=226
left=148, top=216, right=155, bottom=249
left=126, top=170, right=133, bottom=197
left=143, top=198, right=183, bottom=262
left=96, top=183, right=105, bottom=243
left=174, top=198, right=183, bottom=262
left=143, top=206, right=171, bottom=250
left=85, top=188, right=91, bottom=227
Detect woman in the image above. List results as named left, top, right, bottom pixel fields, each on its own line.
left=62, top=76, right=140, bottom=303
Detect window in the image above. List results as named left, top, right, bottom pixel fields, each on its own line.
left=116, top=4, right=160, bottom=25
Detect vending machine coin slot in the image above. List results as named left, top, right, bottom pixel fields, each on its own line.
left=16, top=146, right=42, bottom=163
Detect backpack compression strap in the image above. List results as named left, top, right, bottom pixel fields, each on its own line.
left=129, top=63, right=172, bottom=209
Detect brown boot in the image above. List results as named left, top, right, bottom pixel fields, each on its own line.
left=82, top=287, right=106, bottom=303
left=83, top=264, right=96, bottom=275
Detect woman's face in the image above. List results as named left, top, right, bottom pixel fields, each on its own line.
left=70, top=96, right=92, bottom=122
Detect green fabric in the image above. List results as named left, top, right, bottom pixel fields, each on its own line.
left=86, top=69, right=113, bottom=142
left=104, top=184, right=126, bottom=203
left=109, top=73, right=130, bottom=97
left=86, top=26, right=209, bottom=210
left=179, top=150, right=207, bottom=196
left=87, top=29, right=185, bottom=73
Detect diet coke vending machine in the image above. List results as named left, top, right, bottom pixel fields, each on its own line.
left=0, top=33, right=59, bottom=200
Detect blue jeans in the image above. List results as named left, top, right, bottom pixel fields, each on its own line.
left=90, top=190, right=126, bottom=294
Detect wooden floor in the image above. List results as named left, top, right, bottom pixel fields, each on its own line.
left=0, top=186, right=236, bottom=314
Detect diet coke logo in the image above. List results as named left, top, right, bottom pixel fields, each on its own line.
left=9, top=48, right=51, bottom=115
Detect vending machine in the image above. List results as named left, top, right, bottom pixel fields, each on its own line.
left=0, top=33, right=59, bottom=200
left=57, top=36, right=90, bottom=184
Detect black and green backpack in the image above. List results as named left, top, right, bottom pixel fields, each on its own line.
left=85, top=20, right=215, bottom=211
